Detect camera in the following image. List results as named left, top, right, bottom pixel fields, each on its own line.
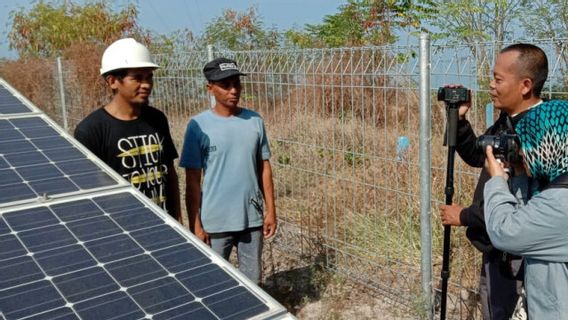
left=476, top=133, right=520, bottom=163
left=437, top=87, right=471, bottom=105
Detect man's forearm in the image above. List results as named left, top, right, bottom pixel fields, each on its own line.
left=186, top=186, right=201, bottom=232
left=185, top=169, right=203, bottom=232
left=260, top=160, right=276, bottom=216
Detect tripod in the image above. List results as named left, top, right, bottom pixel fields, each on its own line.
left=440, top=103, right=459, bottom=320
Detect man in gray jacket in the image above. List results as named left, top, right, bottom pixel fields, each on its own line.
left=484, top=100, right=568, bottom=319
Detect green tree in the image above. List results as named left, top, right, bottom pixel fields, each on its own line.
left=201, top=7, right=281, bottom=50
left=284, top=0, right=433, bottom=48
left=424, top=0, right=529, bottom=85
left=8, top=0, right=145, bottom=57
left=523, top=0, right=568, bottom=89
left=524, top=0, right=568, bottom=39
left=426, top=0, right=528, bottom=44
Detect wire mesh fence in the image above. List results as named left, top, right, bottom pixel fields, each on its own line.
left=30, top=37, right=568, bottom=319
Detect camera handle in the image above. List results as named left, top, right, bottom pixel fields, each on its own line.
left=440, top=104, right=459, bottom=320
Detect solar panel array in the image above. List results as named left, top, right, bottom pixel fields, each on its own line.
left=0, top=78, right=292, bottom=320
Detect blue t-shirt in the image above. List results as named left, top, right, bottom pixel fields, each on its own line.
left=179, top=108, right=271, bottom=232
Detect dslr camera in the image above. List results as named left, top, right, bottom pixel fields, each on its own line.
left=437, top=87, right=471, bottom=105
left=476, top=133, right=520, bottom=163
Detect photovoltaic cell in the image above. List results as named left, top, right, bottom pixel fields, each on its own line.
left=0, top=280, right=66, bottom=319
left=3, top=207, right=58, bottom=231
left=153, top=301, right=217, bottom=320
left=35, top=245, right=97, bottom=276
left=0, top=218, right=9, bottom=234
left=0, top=78, right=291, bottom=320
left=0, top=191, right=285, bottom=320
left=176, top=264, right=239, bottom=298
left=50, top=199, right=103, bottom=222
left=74, top=291, right=144, bottom=320
left=106, top=254, right=168, bottom=287
left=52, top=267, right=119, bottom=303
left=66, top=215, right=123, bottom=241
left=205, top=286, right=274, bottom=319
left=128, top=276, right=195, bottom=314
left=24, top=307, right=79, bottom=320
left=152, top=243, right=211, bottom=273
left=111, top=206, right=164, bottom=231
left=18, top=224, right=77, bottom=252
left=83, top=233, right=145, bottom=263
left=0, top=234, right=28, bottom=260
left=0, top=255, right=44, bottom=289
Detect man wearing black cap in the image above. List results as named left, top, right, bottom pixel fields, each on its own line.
left=179, top=57, right=277, bottom=284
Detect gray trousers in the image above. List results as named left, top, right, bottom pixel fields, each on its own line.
left=479, top=252, right=523, bottom=320
left=209, top=227, right=264, bottom=284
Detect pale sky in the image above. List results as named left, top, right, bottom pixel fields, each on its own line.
left=0, top=0, right=346, bottom=59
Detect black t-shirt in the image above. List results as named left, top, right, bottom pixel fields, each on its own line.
left=74, top=106, right=178, bottom=214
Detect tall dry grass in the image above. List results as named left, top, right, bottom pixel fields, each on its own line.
left=0, top=42, right=110, bottom=131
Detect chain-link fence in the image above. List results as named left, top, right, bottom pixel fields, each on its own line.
left=21, top=37, right=568, bottom=319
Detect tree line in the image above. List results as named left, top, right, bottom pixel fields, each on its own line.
left=6, top=0, right=568, bottom=59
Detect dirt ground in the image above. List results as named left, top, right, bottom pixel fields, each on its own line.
left=260, top=242, right=418, bottom=320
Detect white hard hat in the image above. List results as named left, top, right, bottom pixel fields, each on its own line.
left=100, top=38, right=159, bottom=75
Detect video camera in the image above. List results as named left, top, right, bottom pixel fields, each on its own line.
left=437, top=87, right=470, bottom=105
left=476, top=133, right=520, bottom=163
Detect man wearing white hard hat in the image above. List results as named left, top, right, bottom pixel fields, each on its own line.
left=74, top=38, right=181, bottom=221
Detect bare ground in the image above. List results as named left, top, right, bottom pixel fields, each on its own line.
left=261, top=241, right=418, bottom=320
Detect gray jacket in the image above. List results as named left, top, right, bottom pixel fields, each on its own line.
left=484, top=176, right=568, bottom=319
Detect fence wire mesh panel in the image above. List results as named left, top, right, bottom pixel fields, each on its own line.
left=6, top=38, right=566, bottom=319
left=51, top=56, right=110, bottom=130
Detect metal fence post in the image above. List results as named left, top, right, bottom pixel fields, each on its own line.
left=207, top=44, right=215, bottom=109
left=420, top=32, right=433, bottom=320
left=56, top=57, right=68, bottom=132
left=486, top=102, right=494, bottom=129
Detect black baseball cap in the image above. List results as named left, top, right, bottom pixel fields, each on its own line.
left=203, top=57, right=246, bottom=81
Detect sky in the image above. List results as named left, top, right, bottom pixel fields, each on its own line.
left=0, top=0, right=345, bottom=59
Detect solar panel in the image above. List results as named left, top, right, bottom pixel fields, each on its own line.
left=0, top=77, right=293, bottom=320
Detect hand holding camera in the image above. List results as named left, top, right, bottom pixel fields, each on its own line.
left=437, top=85, right=471, bottom=120
left=476, top=133, right=520, bottom=163
left=484, top=145, right=509, bottom=179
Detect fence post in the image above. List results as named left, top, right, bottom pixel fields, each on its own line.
left=56, top=57, right=68, bottom=132
left=486, top=102, right=494, bottom=129
left=207, top=44, right=215, bottom=109
left=419, top=32, right=434, bottom=320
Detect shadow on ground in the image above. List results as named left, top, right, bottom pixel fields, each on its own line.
left=261, top=242, right=331, bottom=316
left=263, top=260, right=330, bottom=315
